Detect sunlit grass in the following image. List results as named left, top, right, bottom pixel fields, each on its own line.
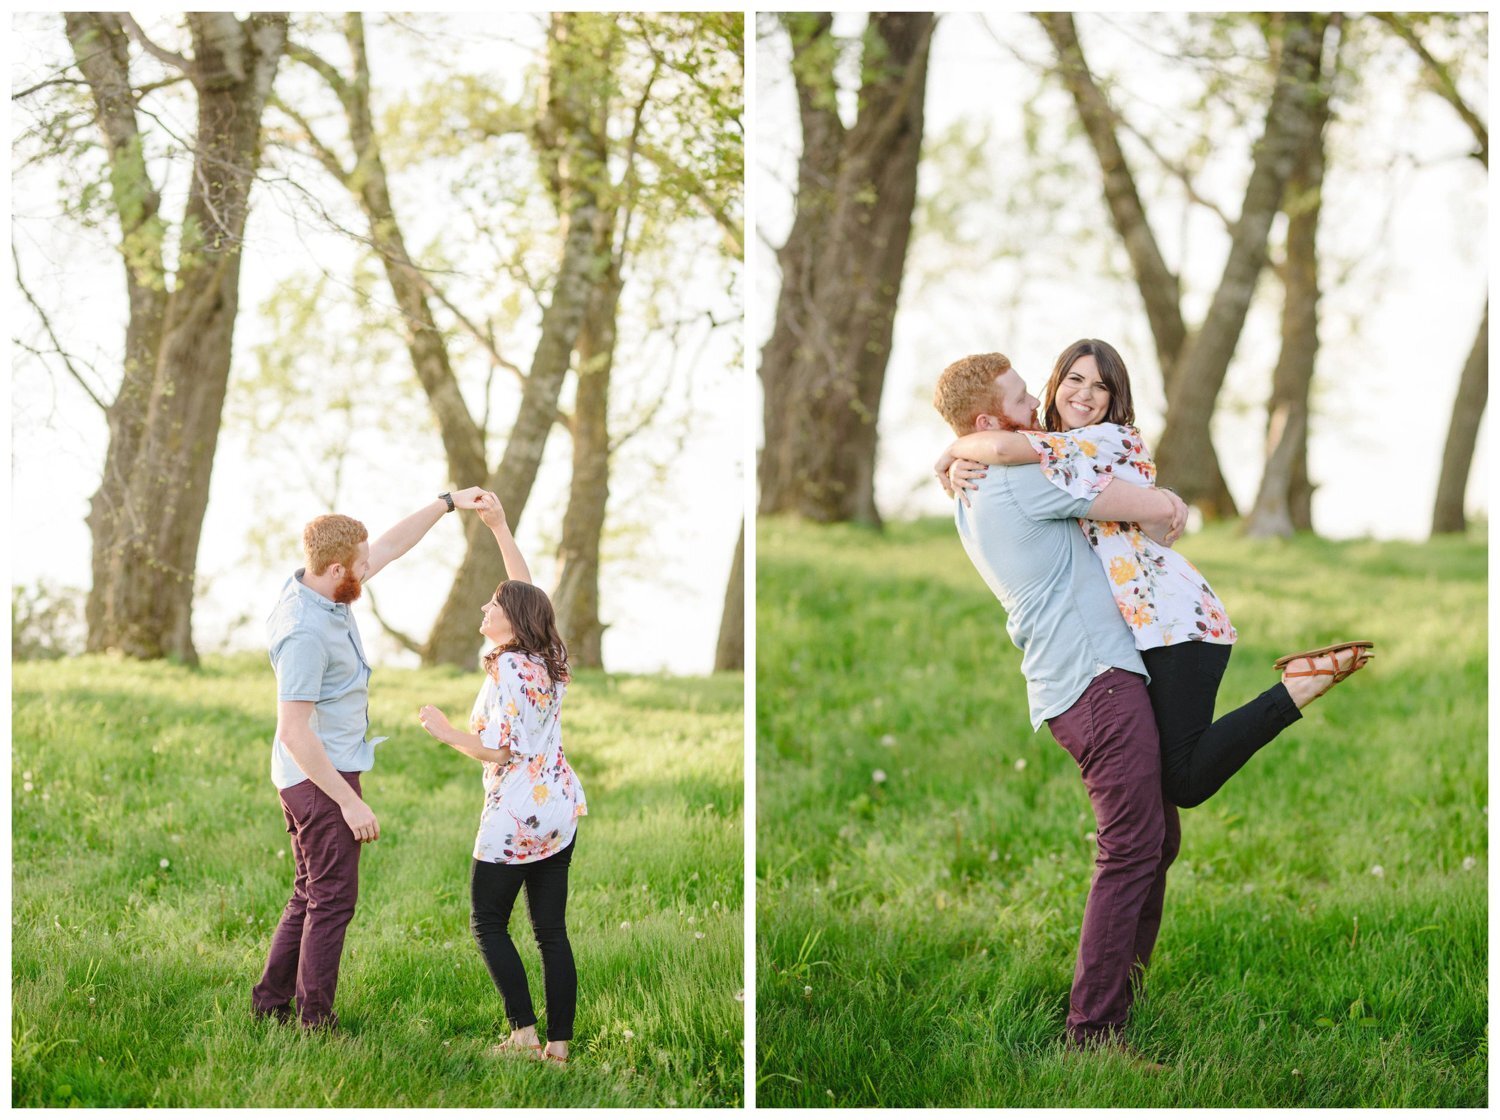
left=13, top=656, right=744, bottom=1107
left=756, top=516, right=1485, bottom=1108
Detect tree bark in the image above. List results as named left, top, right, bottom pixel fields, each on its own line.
left=1431, top=301, right=1488, bottom=534
left=553, top=253, right=621, bottom=668
left=1035, top=13, right=1187, bottom=386
left=69, top=13, right=288, bottom=664
left=713, top=519, right=744, bottom=672
left=758, top=12, right=933, bottom=525
left=421, top=13, right=610, bottom=666
left=1153, top=13, right=1328, bottom=518
left=1245, top=18, right=1337, bottom=538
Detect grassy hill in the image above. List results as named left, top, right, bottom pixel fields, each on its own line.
left=756, top=516, right=1486, bottom=1108
left=13, top=655, right=744, bottom=1107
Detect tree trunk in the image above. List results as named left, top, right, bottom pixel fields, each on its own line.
left=1154, top=13, right=1328, bottom=518
left=713, top=519, right=744, bottom=672
left=1035, top=13, right=1187, bottom=385
left=422, top=13, right=610, bottom=666
left=1431, top=301, right=1488, bottom=534
left=66, top=15, right=170, bottom=651
left=338, top=15, right=489, bottom=489
left=70, top=13, right=288, bottom=664
left=1245, top=19, right=1337, bottom=538
left=553, top=255, right=621, bottom=668
left=758, top=12, right=933, bottom=525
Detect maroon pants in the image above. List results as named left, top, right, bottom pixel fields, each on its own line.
left=251, top=772, right=363, bottom=1029
left=1047, top=669, right=1180, bottom=1046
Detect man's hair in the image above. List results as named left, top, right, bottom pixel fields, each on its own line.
left=933, top=352, right=1013, bottom=435
left=303, top=514, right=368, bottom=576
left=1042, top=339, right=1136, bottom=432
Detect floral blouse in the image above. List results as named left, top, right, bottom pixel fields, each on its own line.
left=1022, top=423, right=1236, bottom=650
left=468, top=650, right=586, bottom=864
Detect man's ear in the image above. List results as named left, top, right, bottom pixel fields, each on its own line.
left=974, top=413, right=998, bottom=431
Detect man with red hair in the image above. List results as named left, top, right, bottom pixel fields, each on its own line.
left=252, top=486, right=489, bottom=1031
left=933, top=353, right=1186, bottom=1062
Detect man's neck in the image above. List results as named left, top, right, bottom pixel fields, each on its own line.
left=299, top=567, right=342, bottom=603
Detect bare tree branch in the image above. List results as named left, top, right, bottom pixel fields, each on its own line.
left=118, top=14, right=193, bottom=74
left=1374, top=13, right=1487, bottom=167
left=12, top=243, right=110, bottom=412
left=362, top=586, right=426, bottom=656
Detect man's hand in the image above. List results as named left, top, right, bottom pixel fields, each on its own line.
left=342, top=798, right=380, bottom=843
left=448, top=486, right=489, bottom=510
left=1140, top=490, right=1188, bottom=546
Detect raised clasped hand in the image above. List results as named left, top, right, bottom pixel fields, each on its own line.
left=448, top=486, right=489, bottom=510
left=473, top=491, right=505, bottom=528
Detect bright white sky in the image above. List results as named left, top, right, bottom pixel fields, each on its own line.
left=10, top=13, right=744, bottom=676
left=755, top=12, right=1488, bottom=537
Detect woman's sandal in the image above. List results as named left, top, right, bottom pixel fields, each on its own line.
left=540, top=1048, right=568, bottom=1065
left=487, top=1039, right=544, bottom=1060
left=1273, top=641, right=1375, bottom=683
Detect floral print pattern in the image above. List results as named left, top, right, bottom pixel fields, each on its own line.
left=1024, top=422, right=1237, bottom=650
left=469, top=650, right=587, bottom=864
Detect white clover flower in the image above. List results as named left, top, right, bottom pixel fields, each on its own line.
left=159, top=859, right=170, bottom=869
left=277, top=850, right=286, bottom=859
left=622, top=1028, right=635, bottom=1040
left=1085, top=832, right=1096, bottom=844
left=694, top=932, right=705, bottom=940
left=22, top=771, right=32, bottom=781
left=712, top=901, right=720, bottom=910
left=880, top=734, right=897, bottom=748
left=803, top=985, right=812, bottom=996
left=1370, top=865, right=1384, bottom=878
left=41, top=793, right=50, bottom=801
left=1462, top=856, right=1477, bottom=871
left=872, top=769, right=887, bottom=784
left=620, top=921, right=631, bottom=930
left=1243, top=882, right=1255, bottom=893
left=23, top=782, right=33, bottom=793
left=734, top=989, right=745, bottom=1002
left=1014, top=758, right=1027, bottom=771
left=988, top=850, right=999, bottom=863
left=687, top=916, right=696, bottom=924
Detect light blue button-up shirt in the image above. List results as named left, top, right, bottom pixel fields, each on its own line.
left=955, top=464, right=1147, bottom=729
left=266, top=570, right=382, bottom=789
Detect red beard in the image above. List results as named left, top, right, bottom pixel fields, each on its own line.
left=995, top=408, right=1041, bottom=433
left=332, top=569, right=363, bottom=604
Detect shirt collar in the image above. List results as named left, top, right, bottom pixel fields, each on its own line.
left=291, top=568, right=347, bottom=614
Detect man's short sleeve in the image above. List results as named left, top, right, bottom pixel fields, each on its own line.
left=1003, top=463, right=1098, bottom=521
left=272, top=632, right=328, bottom=702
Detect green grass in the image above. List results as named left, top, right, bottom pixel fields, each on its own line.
left=756, top=516, right=1486, bottom=1108
left=13, top=655, right=744, bottom=1107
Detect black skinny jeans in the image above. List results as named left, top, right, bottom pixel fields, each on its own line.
left=470, top=836, right=577, bottom=1040
left=1142, top=643, right=1302, bottom=808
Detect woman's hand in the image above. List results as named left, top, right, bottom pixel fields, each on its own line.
left=417, top=705, right=456, bottom=744
left=948, top=459, right=987, bottom=507
left=474, top=491, right=506, bottom=530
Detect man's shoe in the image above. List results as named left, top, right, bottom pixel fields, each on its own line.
left=1063, top=1040, right=1167, bottom=1074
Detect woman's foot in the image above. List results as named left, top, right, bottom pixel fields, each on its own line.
left=488, top=1025, right=544, bottom=1059
left=541, top=1040, right=569, bottom=1064
left=1279, top=643, right=1374, bottom=709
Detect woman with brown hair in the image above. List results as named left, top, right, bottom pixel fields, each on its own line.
left=418, top=493, right=587, bottom=1063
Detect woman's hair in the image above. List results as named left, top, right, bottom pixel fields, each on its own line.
left=1041, top=339, right=1136, bottom=432
left=482, top=580, right=570, bottom=687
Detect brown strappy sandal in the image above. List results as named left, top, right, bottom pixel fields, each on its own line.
left=1273, top=641, right=1375, bottom=678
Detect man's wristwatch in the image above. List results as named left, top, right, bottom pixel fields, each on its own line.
left=439, top=492, right=455, bottom=513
